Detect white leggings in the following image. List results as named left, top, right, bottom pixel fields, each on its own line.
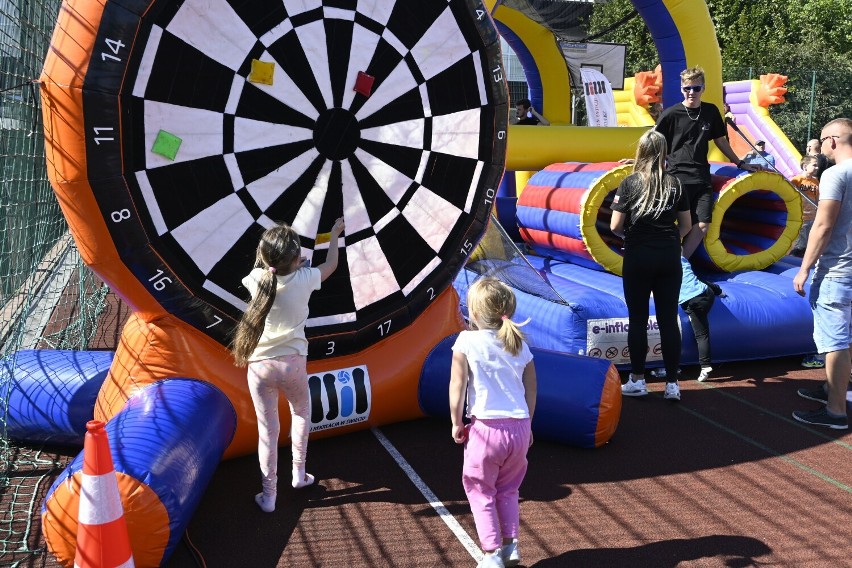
left=247, top=355, right=310, bottom=495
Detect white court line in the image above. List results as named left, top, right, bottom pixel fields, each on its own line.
left=371, top=427, right=482, bottom=562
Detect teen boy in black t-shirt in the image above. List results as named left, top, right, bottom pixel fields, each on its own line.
left=655, top=66, right=756, bottom=258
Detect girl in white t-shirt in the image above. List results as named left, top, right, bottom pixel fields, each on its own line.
left=450, top=278, right=537, bottom=568
left=231, top=218, right=344, bottom=513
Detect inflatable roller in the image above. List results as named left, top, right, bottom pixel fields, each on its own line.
left=42, top=378, right=236, bottom=567
left=419, top=335, right=621, bottom=449
left=2, top=350, right=112, bottom=446
left=699, top=164, right=802, bottom=272
left=517, top=162, right=631, bottom=274
left=517, top=162, right=802, bottom=275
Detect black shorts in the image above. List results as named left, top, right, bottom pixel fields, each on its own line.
left=682, top=182, right=714, bottom=224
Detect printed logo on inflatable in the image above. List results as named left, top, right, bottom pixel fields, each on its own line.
left=308, top=366, right=371, bottom=432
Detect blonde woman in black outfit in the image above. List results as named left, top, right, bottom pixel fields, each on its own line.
left=611, top=130, right=692, bottom=401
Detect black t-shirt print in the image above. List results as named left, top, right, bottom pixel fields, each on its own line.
left=611, top=173, right=690, bottom=246
left=655, top=102, right=726, bottom=185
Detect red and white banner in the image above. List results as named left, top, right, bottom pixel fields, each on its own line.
left=580, top=67, right=617, bottom=127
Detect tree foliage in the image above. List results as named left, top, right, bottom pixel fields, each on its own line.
left=586, top=0, right=852, bottom=149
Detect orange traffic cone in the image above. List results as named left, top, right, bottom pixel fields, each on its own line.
left=74, top=420, right=134, bottom=568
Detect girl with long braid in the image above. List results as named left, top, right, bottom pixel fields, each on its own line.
left=610, top=130, right=692, bottom=401
left=232, top=218, right=345, bottom=512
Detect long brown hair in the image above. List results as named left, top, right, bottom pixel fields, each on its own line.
left=231, top=223, right=302, bottom=366
left=467, top=277, right=528, bottom=356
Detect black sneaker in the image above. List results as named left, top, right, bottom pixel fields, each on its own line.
left=792, top=408, right=848, bottom=430
left=797, top=386, right=828, bottom=404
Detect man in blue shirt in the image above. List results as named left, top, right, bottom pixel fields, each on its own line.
left=742, top=140, right=776, bottom=169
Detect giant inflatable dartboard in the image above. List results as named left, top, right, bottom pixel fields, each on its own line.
left=75, top=0, right=507, bottom=358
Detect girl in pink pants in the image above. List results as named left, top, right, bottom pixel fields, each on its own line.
left=232, top=218, right=345, bottom=513
left=450, top=278, right=537, bottom=568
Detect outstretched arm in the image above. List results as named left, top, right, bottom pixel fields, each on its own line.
left=449, top=351, right=469, bottom=444
left=318, top=217, right=345, bottom=281
left=522, top=361, right=537, bottom=446
left=715, top=136, right=757, bottom=171
left=794, top=199, right=840, bottom=295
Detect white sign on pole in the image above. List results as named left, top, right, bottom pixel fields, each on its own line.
left=580, top=67, right=617, bottom=127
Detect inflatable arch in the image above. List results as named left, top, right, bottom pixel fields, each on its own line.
left=489, top=0, right=732, bottom=169
left=469, top=1, right=816, bottom=369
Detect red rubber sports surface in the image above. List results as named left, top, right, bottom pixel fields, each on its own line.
left=26, top=356, right=852, bottom=567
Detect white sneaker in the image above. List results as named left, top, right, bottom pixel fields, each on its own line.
left=664, top=382, right=681, bottom=401
left=477, top=549, right=505, bottom=568
left=622, top=374, right=648, bottom=397
left=501, top=539, right=520, bottom=567
left=697, top=366, right=713, bottom=382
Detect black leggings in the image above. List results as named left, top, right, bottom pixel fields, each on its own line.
left=682, top=287, right=715, bottom=367
left=622, top=241, right=682, bottom=380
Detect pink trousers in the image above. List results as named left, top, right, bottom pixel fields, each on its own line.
left=462, top=417, right=531, bottom=551
left=247, top=355, right=310, bottom=496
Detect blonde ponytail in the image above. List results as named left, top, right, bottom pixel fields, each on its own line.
left=467, top=277, right=528, bottom=356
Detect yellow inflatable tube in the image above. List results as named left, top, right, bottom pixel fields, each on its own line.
left=507, top=126, right=647, bottom=171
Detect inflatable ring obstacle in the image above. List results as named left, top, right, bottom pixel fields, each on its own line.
left=517, top=162, right=803, bottom=275
left=702, top=165, right=803, bottom=272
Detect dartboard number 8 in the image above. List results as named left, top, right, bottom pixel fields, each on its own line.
left=78, top=0, right=508, bottom=358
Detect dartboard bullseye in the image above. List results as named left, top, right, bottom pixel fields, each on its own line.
left=79, top=0, right=507, bottom=359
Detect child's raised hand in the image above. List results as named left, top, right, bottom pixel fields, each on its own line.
left=330, top=217, right=345, bottom=238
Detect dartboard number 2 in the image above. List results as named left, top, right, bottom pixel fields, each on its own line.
left=101, top=38, right=125, bottom=62
left=93, top=127, right=114, bottom=145
left=148, top=269, right=172, bottom=291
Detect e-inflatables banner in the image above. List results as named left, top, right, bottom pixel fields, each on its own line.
left=580, top=67, right=617, bottom=127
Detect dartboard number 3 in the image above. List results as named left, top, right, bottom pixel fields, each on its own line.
left=326, top=341, right=335, bottom=356
left=101, top=38, right=125, bottom=62
left=148, top=269, right=172, bottom=291
left=377, top=320, right=392, bottom=337
left=93, top=127, right=114, bottom=145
